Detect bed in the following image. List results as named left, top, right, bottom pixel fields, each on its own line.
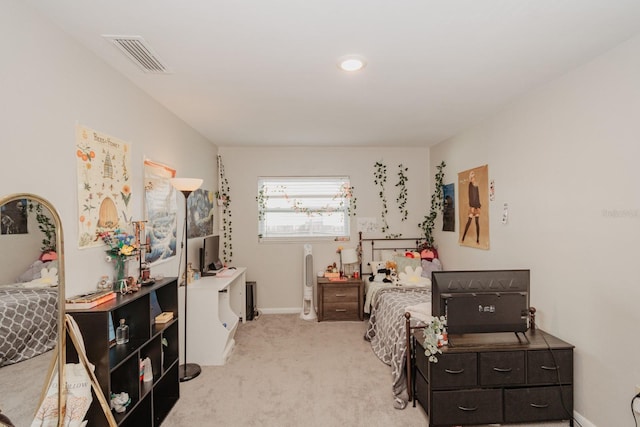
left=364, top=286, right=430, bottom=409
left=0, top=261, right=59, bottom=366
left=359, top=233, right=441, bottom=408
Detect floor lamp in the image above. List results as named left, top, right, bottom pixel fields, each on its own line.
left=171, top=177, right=203, bottom=382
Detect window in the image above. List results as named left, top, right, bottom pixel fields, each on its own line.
left=257, top=177, right=353, bottom=241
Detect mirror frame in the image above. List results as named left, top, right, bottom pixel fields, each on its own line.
left=0, top=193, right=65, bottom=425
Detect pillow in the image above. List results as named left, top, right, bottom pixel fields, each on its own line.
left=397, top=266, right=431, bottom=287
left=379, top=250, right=399, bottom=264
left=421, top=258, right=443, bottom=278
left=393, top=255, right=421, bottom=275
left=15, top=259, right=46, bottom=283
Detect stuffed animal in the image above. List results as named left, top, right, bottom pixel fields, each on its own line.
left=420, top=248, right=438, bottom=261
left=404, top=251, right=421, bottom=259
left=369, top=267, right=393, bottom=283
left=385, top=260, right=397, bottom=272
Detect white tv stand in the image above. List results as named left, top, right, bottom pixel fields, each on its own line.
left=178, top=267, right=247, bottom=366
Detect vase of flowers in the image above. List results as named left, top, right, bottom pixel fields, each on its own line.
left=114, top=256, right=127, bottom=284
left=98, top=229, right=138, bottom=290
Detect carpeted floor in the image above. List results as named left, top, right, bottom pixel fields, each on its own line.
left=0, top=314, right=572, bottom=427
left=162, top=314, right=571, bottom=427
left=0, top=350, right=52, bottom=427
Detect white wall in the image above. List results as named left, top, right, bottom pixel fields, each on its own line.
left=218, top=146, right=429, bottom=312
left=431, top=33, right=640, bottom=427
left=0, top=1, right=217, bottom=297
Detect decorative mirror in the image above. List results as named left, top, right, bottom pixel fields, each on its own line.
left=0, top=193, right=65, bottom=426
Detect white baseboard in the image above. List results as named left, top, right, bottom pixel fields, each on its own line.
left=574, top=410, right=596, bottom=427
left=258, top=307, right=303, bottom=315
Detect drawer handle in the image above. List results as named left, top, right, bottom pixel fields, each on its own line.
left=457, top=405, right=478, bottom=412
left=335, top=309, right=347, bottom=312
left=444, top=368, right=465, bottom=374
left=541, top=365, right=559, bottom=371
left=493, top=367, right=512, bottom=373
left=530, top=403, right=550, bottom=409
left=335, top=294, right=348, bottom=297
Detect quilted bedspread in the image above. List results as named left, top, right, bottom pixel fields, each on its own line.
left=364, top=286, right=430, bottom=409
left=0, top=288, right=57, bottom=366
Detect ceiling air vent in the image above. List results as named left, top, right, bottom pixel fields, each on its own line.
left=103, top=35, right=171, bottom=74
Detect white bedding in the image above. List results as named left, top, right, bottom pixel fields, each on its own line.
left=364, top=281, right=393, bottom=314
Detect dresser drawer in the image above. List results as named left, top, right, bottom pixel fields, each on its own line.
left=414, top=367, right=429, bottom=413
left=431, top=389, right=503, bottom=426
left=527, top=349, right=573, bottom=384
left=479, top=351, right=525, bottom=386
left=322, top=286, right=359, bottom=303
left=504, top=386, right=573, bottom=423
left=322, top=302, right=359, bottom=320
left=430, top=353, right=477, bottom=389
left=415, top=340, right=429, bottom=379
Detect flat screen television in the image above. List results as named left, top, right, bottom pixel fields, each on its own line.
left=431, top=269, right=530, bottom=336
left=200, top=235, right=222, bottom=276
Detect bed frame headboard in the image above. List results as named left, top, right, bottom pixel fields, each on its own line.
left=358, top=232, right=425, bottom=276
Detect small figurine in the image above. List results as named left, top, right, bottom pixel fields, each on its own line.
left=529, top=306, right=536, bottom=330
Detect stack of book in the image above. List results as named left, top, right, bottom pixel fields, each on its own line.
left=66, top=289, right=116, bottom=309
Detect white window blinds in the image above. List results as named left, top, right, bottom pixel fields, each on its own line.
left=257, top=177, right=353, bottom=241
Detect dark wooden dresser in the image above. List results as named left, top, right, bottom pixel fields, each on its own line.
left=317, top=277, right=364, bottom=321
left=413, top=329, right=574, bottom=426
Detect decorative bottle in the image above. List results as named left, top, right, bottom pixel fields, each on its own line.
left=116, top=318, right=129, bottom=345
left=440, top=326, right=448, bottom=346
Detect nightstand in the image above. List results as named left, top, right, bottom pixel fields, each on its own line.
left=317, top=277, right=364, bottom=321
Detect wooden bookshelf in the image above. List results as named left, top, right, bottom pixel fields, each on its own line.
left=66, top=277, right=179, bottom=426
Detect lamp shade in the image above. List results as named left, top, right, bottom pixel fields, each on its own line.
left=341, top=248, right=358, bottom=265
left=170, top=178, right=203, bottom=192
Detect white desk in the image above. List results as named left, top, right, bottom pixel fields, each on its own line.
left=178, top=267, right=246, bottom=366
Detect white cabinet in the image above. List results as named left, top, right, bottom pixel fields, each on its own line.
left=178, top=267, right=246, bottom=366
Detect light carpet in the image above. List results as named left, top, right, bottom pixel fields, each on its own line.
left=0, top=314, right=572, bottom=426
left=0, top=350, right=51, bottom=427
left=163, top=314, right=570, bottom=427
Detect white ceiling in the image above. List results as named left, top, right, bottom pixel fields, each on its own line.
left=24, top=0, right=640, bottom=147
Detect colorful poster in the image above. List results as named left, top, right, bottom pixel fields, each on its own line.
left=76, top=125, right=132, bottom=249
left=143, top=159, right=177, bottom=265
left=187, top=189, right=214, bottom=238
left=458, top=165, right=490, bottom=249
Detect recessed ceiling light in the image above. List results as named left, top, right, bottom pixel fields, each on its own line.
left=338, top=55, right=366, bottom=72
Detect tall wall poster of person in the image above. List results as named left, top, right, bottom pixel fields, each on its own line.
left=143, top=159, right=177, bottom=265
left=187, top=189, right=214, bottom=238
left=76, top=125, right=132, bottom=249
left=458, top=165, right=490, bottom=249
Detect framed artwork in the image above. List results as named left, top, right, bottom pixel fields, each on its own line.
left=143, top=159, right=177, bottom=265
left=442, top=183, right=455, bottom=232
left=187, top=189, right=214, bottom=238
left=1, top=199, right=28, bottom=235
left=458, top=165, right=490, bottom=249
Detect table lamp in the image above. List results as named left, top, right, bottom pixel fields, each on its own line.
left=341, top=248, right=359, bottom=278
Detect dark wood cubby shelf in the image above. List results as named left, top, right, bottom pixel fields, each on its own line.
left=66, top=277, right=180, bottom=427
